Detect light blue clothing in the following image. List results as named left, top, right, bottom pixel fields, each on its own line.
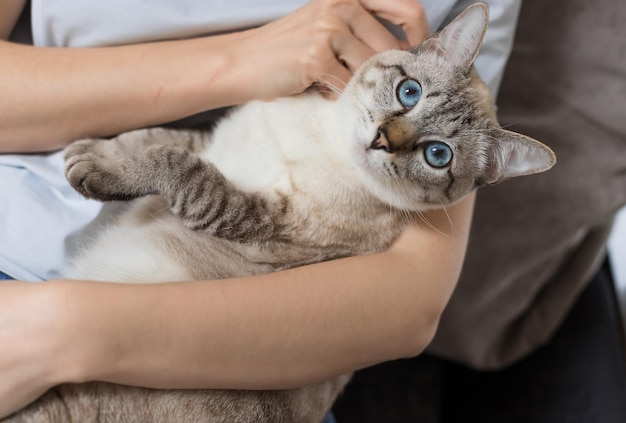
left=0, top=152, right=102, bottom=280
left=0, top=0, right=521, bottom=281
left=31, top=0, right=309, bottom=48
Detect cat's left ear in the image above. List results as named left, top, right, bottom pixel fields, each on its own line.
left=480, top=130, right=557, bottom=186
left=419, top=2, right=489, bottom=69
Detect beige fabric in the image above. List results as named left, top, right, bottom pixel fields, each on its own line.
left=429, top=0, right=626, bottom=369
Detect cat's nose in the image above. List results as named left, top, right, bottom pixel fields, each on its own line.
left=371, top=123, right=419, bottom=153
left=370, top=127, right=393, bottom=153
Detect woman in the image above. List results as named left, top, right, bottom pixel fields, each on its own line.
left=0, top=0, right=520, bottom=419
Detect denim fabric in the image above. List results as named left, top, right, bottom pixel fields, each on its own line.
left=321, top=412, right=337, bottom=423
left=0, top=270, right=14, bottom=280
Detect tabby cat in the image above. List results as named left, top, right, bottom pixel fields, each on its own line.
left=5, top=3, right=555, bottom=423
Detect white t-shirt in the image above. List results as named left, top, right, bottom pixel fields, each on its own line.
left=0, top=0, right=520, bottom=281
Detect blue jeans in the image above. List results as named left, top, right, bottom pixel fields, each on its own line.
left=0, top=270, right=13, bottom=280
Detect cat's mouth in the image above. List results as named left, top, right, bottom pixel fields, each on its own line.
left=369, top=128, right=392, bottom=153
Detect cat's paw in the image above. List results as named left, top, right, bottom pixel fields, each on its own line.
left=64, top=139, right=141, bottom=201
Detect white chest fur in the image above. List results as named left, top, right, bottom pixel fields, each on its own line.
left=200, top=94, right=360, bottom=202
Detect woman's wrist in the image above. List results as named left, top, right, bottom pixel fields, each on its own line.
left=56, top=281, right=149, bottom=386
left=36, top=280, right=91, bottom=385
left=38, top=279, right=119, bottom=386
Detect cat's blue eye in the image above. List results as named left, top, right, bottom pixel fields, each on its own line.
left=396, top=79, right=422, bottom=109
left=424, top=142, right=453, bottom=168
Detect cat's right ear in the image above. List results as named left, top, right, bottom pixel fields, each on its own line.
left=479, top=130, right=557, bottom=186
left=418, top=2, right=489, bottom=70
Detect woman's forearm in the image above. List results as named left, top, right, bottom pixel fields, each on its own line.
left=0, top=34, right=249, bottom=153
left=56, top=194, right=474, bottom=391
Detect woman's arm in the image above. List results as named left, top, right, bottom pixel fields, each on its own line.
left=62, top=195, right=474, bottom=390
left=0, top=194, right=474, bottom=417
left=0, top=34, right=250, bottom=152
left=0, top=0, right=428, bottom=153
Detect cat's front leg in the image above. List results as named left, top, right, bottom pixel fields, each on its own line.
left=150, top=147, right=287, bottom=243
left=65, top=128, right=209, bottom=201
left=66, top=141, right=286, bottom=242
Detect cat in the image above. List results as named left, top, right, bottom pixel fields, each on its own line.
left=4, top=3, right=555, bottom=423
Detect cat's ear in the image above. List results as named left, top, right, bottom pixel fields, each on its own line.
left=420, top=2, right=489, bottom=69
left=479, top=130, right=557, bottom=186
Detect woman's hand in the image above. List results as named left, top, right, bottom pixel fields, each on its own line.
left=233, top=0, right=429, bottom=99
left=0, top=282, right=73, bottom=418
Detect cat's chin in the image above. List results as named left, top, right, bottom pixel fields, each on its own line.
left=351, top=167, right=427, bottom=213
left=375, top=187, right=435, bottom=212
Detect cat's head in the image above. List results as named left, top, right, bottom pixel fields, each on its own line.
left=339, top=2, right=556, bottom=211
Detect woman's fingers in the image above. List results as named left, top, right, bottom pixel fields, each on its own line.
left=319, top=0, right=429, bottom=84
left=328, top=21, right=376, bottom=72
left=235, top=0, right=430, bottom=100
left=344, top=4, right=405, bottom=52
left=359, top=0, right=430, bottom=46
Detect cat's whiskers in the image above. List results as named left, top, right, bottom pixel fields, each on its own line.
left=379, top=177, right=408, bottom=232
left=413, top=210, right=455, bottom=239
left=316, top=72, right=348, bottom=96
left=439, top=202, right=457, bottom=238
left=400, top=209, right=418, bottom=227
left=384, top=179, right=422, bottom=230
left=500, top=121, right=524, bottom=130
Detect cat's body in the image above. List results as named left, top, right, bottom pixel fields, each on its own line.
left=64, top=92, right=406, bottom=285
left=4, top=4, right=555, bottom=423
